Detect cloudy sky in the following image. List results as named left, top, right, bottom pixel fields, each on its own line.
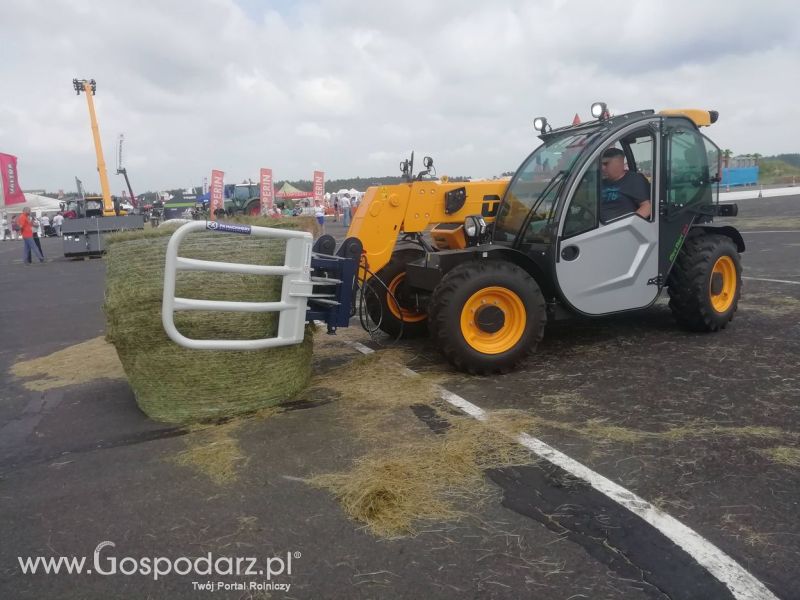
left=2, top=0, right=799, bottom=193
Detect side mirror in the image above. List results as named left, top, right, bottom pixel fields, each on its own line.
left=423, top=156, right=433, bottom=169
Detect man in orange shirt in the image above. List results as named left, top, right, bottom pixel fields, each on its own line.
left=18, top=207, right=45, bottom=264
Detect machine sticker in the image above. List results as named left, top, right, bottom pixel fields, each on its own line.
left=206, top=221, right=252, bottom=235
left=481, top=195, right=502, bottom=218
left=669, top=223, right=691, bottom=263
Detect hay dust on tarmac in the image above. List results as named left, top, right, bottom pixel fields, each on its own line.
left=10, top=336, right=126, bottom=391
left=307, top=349, right=544, bottom=538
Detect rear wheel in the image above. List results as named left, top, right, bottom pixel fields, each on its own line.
left=365, top=249, right=429, bottom=338
left=667, top=233, right=742, bottom=331
left=428, top=261, right=546, bottom=374
left=246, top=202, right=261, bottom=217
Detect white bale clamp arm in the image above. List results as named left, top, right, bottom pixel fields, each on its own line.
left=162, top=220, right=314, bottom=350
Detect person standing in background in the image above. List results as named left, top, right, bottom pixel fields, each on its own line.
left=18, top=207, right=45, bottom=264
left=340, top=193, right=352, bottom=228
left=31, top=214, right=45, bottom=259
left=314, top=201, right=326, bottom=235
left=53, top=212, right=64, bottom=236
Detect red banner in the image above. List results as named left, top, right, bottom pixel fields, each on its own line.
left=259, top=168, right=274, bottom=215
left=313, top=170, right=325, bottom=205
left=0, top=153, right=26, bottom=205
left=209, top=169, right=225, bottom=220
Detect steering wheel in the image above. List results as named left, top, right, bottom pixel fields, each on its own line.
left=568, top=202, right=596, bottom=226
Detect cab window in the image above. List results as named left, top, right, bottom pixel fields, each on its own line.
left=665, top=127, right=711, bottom=214
left=562, top=127, right=654, bottom=238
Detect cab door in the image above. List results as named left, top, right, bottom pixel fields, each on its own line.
left=554, top=122, right=661, bottom=315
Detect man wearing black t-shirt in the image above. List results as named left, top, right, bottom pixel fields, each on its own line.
left=600, top=148, right=651, bottom=222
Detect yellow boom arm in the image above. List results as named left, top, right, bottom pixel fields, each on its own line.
left=75, top=79, right=116, bottom=217
left=348, top=179, right=508, bottom=276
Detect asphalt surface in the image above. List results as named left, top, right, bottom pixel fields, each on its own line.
left=1, top=197, right=798, bottom=599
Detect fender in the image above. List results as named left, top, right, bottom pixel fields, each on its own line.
left=692, top=224, right=745, bottom=252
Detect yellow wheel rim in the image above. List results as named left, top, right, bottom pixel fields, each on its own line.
left=386, top=272, right=427, bottom=323
left=460, top=286, right=526, bottom=354
left=710, top=255, right=737, bottom=313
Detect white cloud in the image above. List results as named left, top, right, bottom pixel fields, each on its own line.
left=1, top=0, right=798, bottom=193
left=295, top=121, right=333, bottom=140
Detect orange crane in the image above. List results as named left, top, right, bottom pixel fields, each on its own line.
left=63, top=78, right=143, bottom=258
left=73, top=78, right=118, bottom=216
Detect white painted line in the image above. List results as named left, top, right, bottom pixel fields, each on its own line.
left=437, top=388, right=487, bottom=421
left=346, top=342, right=778, bottom=600
left=719, top=186, right=799, bottom=202
left=514, top=433, right=776, bottom=600
left=743, top=276, right=800, bottom=286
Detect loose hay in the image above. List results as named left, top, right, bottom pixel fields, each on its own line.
left=757, top=446, right=800, bottom=468
left=11, top=337, right=126, bottom=391
left=104, top=217, right=316, bottom=424
left=309, top=352, right=535, bottom=537
left=174, top=421, right=247, bottom=484
left=311, top=418, right=534, bottom=538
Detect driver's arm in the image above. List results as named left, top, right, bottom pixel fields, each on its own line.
left=636, top=200, right=651, bottom=219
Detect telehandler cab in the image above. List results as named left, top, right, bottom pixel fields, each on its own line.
left=349, top=103, right=743, bottom=373
left=162, top=103, right=743, bottom=375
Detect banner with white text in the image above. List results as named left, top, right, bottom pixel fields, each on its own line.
left=259, top=168, right=274, bottom=215
left=209, top=169, right=225, bottom=220
left=313, top=171, right=324, bottom=205
left=0, top=153, right=26, bottom=206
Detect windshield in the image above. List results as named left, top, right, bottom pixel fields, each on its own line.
left=493, top=132, right=596, bottom=243
left=233, top=185, right=258, bottom=202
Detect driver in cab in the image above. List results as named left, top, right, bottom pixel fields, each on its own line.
left=600, top=147, right=651, bottom=222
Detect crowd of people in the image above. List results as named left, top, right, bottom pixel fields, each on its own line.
left=2, top=209, right=70, bottom=265
left=2, top=210, right=64, bottom=242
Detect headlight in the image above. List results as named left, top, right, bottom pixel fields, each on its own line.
left=591, top=102, right=607, bottom=119
left=464, top=218, right=478, bottom=238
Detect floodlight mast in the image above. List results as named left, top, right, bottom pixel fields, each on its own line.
left=73, top=78, right=116, bottom=216
left=117, top=133, right=137, bottom=208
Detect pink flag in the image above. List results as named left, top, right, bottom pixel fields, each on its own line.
left=313, top=171, right=325, bottom=205
left=0, top=153, right=26, bottom=205
left=209, top=169, right=225, bottom=220
left=259, top=168, right=274, bottom=215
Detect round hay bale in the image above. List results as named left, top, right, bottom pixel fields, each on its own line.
left=104, top=217, right=317, bottom=424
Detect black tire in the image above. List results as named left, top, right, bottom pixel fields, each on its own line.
left=428, top=260, right=546, bottom=375
left=364, top=249, right=429, bottom=338
left=667, top=233, right=742, bottom=331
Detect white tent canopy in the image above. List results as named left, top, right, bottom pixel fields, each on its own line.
left=1, top=193, right=63, bottom=215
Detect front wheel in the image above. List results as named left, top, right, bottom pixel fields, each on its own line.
left=428, top=261, right=546, bottom=375
left=667, top=233, right=742, bottom=331
left=364, top=249, right=429, bottom=338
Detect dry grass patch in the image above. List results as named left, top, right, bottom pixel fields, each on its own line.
left=757, top=446, right=800, bottom=468
left=174, top=421, right=248, bottom=485
left=312, top=350, right=444, bottom=443
left=490, top=412, right=790, bottom=447
left=309, top=352, right=538, bottom=537
left=311, top=417, right=534, bottom=538
left=740, top=293, right=800, bottom=318
left=11, top=336, right=126, bottom=391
